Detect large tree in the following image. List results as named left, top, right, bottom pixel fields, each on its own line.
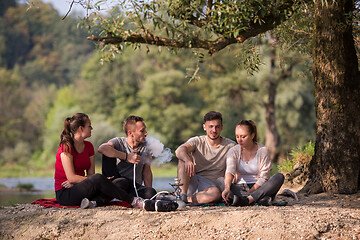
left=307, top=0, right=360, bottom=193
left=81, top=0, right=359, bottom=193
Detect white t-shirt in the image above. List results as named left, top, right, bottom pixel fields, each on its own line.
left=186, top=136, right=236, bottom=183
left=237, top=153, right=259, bottom=184
left=225, top=144, right=272, bottom=186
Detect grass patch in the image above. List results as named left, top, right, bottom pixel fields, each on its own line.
left=277, top=141, right=314, bottom=173
left=16, top=183, right=34, bottom=190
left=0, top=162, right=178, bottom=178
left=0, top=164, right=54, bottom=178
left=270, top=163, right=279, bottom=176
left=151, top=163, right=178, bottom=178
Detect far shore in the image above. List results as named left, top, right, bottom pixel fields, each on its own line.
left=0, top=186, right=41, bottom=193
left=0, top=163, right=178, bottom=179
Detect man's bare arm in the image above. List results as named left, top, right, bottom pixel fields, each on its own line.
left=175, top=143, right=196, bottom=176
left=98, top=142, right=140, bottom=164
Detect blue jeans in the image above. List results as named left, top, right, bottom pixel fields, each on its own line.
left=216, top=173, right=284, bottom=202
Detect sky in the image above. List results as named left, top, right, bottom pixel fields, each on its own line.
left=18, top=0, right=119, bottom=17
left=42, top=0, right=87, bottom=16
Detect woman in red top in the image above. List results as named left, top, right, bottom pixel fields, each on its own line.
left=55, top=113, right=145, bottom=209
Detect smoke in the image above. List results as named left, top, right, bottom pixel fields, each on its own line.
left=145, top=136, right=173, bottom=166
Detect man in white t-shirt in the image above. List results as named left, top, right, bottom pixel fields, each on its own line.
left=175, top=111, right=236, bottom=204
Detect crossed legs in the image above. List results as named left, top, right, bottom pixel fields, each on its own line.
left=177, top=159, right=221, bottom=204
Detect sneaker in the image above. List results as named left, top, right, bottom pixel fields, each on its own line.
left=80, top=198, right=97, bottom=209
left=131, top=197, right=145, bottom=209
left=180, top=193, right=188, bottom=203
left=257, top=196, right=272, bottom=206
left=143, top=199, right=156, bottom=211
left=155, top=195, right=177, bottom=201
left=155, top=200, right=178, bottom=212
left=232, top=195, right=250, bottom=206
left=142, top=199, right=178, bottom=212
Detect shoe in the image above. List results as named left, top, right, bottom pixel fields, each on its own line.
left=232, top=195, right=250, bottom=206
left=155, top=200, right=178, bottom=212
left=80, top=198, right=97, bottom=209
left=143, top=199, right=156, bottom=211
left=180, top=193, right=188, bottom=203
left=155, top=195, right=177, bottom=201
left=257, top=196, right=272, bottom=206
left=143, top=199, right=178, bottom=212
left=131, top=197, right=145, bottom=209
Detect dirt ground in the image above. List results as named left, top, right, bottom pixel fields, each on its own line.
left=0, top=186, right=360, bottom=240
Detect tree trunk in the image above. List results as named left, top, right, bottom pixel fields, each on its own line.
left=265, top=43, right=280, bottom=162
left=306, top=0, right=360, bottom=194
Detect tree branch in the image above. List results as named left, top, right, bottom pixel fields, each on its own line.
left=88, top=31, right=243, bottom=54
left=87, top=16, right=281, bottom=55
left=87, top=0, right=305, bottom=54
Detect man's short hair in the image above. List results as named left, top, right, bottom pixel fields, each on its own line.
left=203, top=111, right=222, bottom=124
left=123, top=115, right=144, bottom=136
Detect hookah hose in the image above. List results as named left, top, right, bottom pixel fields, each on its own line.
left=133, top=163, right=170, bottom=199
left=133, top=163, right=139, bottom=198
left=133, top=151, right=141, bottom=198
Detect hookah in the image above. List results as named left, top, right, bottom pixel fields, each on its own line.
left=170, top=177, right=187, bottom=208
left=130, top=137, right=186, bottom=208
left=133, top=163, right=186, bottom=208
left=146, top=177, right=186, bottom=208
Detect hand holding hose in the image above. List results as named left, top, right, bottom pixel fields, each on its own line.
left=127, top=151, right=140, bottom=164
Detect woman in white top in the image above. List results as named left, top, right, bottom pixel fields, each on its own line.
left=216, top=120, right=284, bottom=206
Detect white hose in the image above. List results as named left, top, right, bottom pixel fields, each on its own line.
left=133, top=163, right=170, bottom=200
left=133, top=164, right=139, bottom=198
left=149, top=191, right=171, bottom=200
left=132, top=152, right=170, bottom=200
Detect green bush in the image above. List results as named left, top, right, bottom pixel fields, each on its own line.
left=0, top=141, right=31, bottom=165
left=277, top=157, right=294, bottom=173
left=277, top=141, right=315, bottom=173
left=16, top=183, right=34, bottom=190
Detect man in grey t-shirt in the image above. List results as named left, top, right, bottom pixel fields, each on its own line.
left=175, top=111, right=236, bottom=204
left=98, top=115, right=156, bottom=199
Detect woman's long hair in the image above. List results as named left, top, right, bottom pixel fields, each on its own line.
left=59, top=113, right=89, bottom=153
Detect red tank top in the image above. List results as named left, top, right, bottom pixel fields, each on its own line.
left=54, top=141, right=94, bottom=191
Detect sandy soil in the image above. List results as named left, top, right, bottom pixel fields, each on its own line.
left=1, top=188, right=359, bottom=240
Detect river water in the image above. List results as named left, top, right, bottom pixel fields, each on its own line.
left=0, top=177, right=175, bottom=206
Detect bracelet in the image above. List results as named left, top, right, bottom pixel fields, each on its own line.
left=125, top=152, right=128, bottom=161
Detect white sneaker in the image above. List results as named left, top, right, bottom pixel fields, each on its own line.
left=131, top=197, right=145, bottom=209
left=80, top=198, right=97, bottom=209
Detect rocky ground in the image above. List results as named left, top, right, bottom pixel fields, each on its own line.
left=0, top=188, right=359, bottom=240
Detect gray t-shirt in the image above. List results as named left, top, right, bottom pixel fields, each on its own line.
left=109, top=137, right=152, bottom=185
left=186, top=136, right=236, bottom=183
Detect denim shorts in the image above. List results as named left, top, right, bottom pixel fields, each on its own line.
left=187, top=174, right=216, bottom=195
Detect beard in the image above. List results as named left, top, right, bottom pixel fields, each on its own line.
left=208, top=134, right=220, bottom=140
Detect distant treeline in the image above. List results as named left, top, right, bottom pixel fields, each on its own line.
left=0, top=0, right=315, bottom=176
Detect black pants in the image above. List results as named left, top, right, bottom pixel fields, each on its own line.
left=56, top=173, right=133, bottom=206
left=102, top=154, right=157, bottom=199
left=112, top=177, right=157, bottom=199
left=216, top=173, right=284, bottom=202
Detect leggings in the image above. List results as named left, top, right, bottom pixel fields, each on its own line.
left=56, top=173, right=133, bottom=206
left=216, top=173, right=284, bottom=202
